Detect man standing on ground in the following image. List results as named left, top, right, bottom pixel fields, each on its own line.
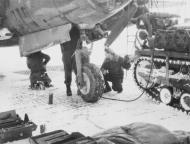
left=60, top=25, right=81, bottom=96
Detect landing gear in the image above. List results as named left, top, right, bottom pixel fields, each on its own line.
left=78, top=63, right=104, bottom=103
left=160, top=87, right=173, bottom=105
left=75, top=29, right=104, bottom=103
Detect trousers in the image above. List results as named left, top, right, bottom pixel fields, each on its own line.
left=104, top=73, right=123, bottom=92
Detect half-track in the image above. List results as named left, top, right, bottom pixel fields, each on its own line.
left=133, top=12, right=190, bottom=113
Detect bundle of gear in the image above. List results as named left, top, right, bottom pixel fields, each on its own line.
left=154, top=28, right=190, bottom=52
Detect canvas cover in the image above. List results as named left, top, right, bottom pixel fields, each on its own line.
left=93, top=122, right=181, bottom=144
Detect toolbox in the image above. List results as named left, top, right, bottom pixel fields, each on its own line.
left=29, top=130, right=96, bottom=144
left=0, top=110, right=37, bottom=143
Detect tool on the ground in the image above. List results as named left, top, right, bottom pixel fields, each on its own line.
left=48, top=93, right=54, bottom=104
left=40, top=124, right=46, bottom=134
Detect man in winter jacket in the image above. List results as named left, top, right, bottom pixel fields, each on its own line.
left=101, top=49, right=131, bottom=93
left=27, top=51, right=52, bottom=89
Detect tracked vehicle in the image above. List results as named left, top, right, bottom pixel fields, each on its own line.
left=133, top=12, right=190, bottom=113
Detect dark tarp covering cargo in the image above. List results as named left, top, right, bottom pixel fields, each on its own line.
left=92, top=122, right=190, bottom=144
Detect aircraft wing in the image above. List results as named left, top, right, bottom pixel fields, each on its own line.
left=0, top=0, right=145, bottom=56
left=65, top=0, right=133, bottom=29
left=19, top=0, right=135, bottom=56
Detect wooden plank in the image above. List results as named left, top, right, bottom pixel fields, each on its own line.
left=45, top=135, right=74, bottom=144
left=35, top=131, right=68, bottom=144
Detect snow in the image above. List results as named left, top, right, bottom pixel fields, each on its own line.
left=1, top=67, right=190, bottom=144
left=1, top=2, right=190, bottom=144
left=1, top=48, right=190, bottom=144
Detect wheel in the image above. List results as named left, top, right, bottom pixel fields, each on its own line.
left=133, top=58, right=156, bottom=89
left=78, top=63, right=104, bottom=103
left=160, top=87, right=173, bottom=105
left=180, top=93, right=190, bottom=111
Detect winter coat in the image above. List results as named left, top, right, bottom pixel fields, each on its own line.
left=101, top=56, right=131, bottom=81
left=27, top=51, right=50, bottom=73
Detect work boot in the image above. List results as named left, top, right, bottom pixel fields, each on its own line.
left=104, top=81, right=111, bottom=93
left=77, top=89, right=82, bottom=96
left=112, top=84, right=123, bottom=93
left=66, top=85, right=72, bottom=96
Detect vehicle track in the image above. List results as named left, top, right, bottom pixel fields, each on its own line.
left=133, top=57, right=190, bottom=115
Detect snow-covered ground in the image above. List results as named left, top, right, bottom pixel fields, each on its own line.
left=1, top=1, right=190, bottom=144
left=1, top=62, right=190, bottom=144
left=1, top=43, right=190, bottom=144
left=1, top=63, right=190, bottom=144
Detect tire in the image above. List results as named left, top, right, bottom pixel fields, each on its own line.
left=78, top=63, right=104, bottom=103
left=160, top=87, right=173, bottom=105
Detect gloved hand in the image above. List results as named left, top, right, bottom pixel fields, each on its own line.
left=101, top=68, right=109, bottom=75
left=122, top=55, right=131, bottom=70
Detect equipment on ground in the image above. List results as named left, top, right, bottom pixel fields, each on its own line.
left=29, top=122, right=190, bottom=144
left=29, top=130, right=95, bottom=144
left=0, top=110, right=37, bottom=143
